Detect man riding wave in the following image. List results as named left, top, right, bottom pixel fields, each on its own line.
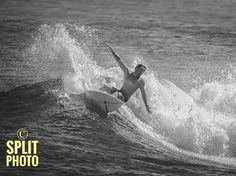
left=99, top=46, right=152, bottom=114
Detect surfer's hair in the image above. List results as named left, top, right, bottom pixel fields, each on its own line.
left=135, top=64, right=146, bottom=71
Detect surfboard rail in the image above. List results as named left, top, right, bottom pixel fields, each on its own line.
left=84, top=90, right=124, bottom=113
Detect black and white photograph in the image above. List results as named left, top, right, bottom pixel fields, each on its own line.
left=1, top=0, right=236, bottom=175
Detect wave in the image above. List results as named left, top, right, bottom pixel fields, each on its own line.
left=4, top=23, right=236, bottom=166
left=0, top=79, right=64, bottom=116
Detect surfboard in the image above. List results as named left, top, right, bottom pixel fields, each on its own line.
left=84, top=90, right=124, bottom=113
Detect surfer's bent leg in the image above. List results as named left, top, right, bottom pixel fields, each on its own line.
left=99, top=85, right=118, bottom=94
left=99, top=85, right=127, bottom=102
left=113, top=92, right=127, bottom=102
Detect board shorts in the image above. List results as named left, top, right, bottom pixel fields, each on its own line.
left=112, top=91, right=128, bottom=102
left=100, top=85, right=128, bottom=102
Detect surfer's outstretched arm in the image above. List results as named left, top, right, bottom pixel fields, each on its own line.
left=108, top=46, right=129, bottom=77
left=139, top=80, right=152, bottom=114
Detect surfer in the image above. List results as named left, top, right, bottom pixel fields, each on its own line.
left=100, top=46, right=152, bottom=114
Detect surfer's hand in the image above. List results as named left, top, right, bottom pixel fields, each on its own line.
left=146, top=105, right=152, bottom=114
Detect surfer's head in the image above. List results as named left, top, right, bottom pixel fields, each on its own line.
left=133, top=64, right=146, bottom=77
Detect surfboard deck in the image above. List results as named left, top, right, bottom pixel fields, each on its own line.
left=84, top=90, right=124, bottom=113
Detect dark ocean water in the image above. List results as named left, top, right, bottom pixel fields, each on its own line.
left=1, top=0, right=236, bottom=175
